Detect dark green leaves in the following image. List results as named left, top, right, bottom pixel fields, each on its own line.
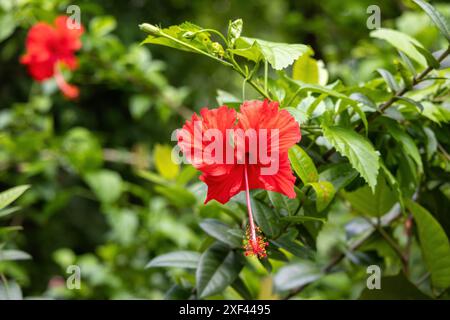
left=253, top=200, right=282, bottom=238
left=343, top=174, right=397, bottom=217
left=359, top=274, right=430, bottom=299
left=199, top=219, right=242, bottom=248
left=322, top=125, right=380, bottom=191
left=406, top=200, right=450, bottom=289
left=383, top=118, right=423, bottom=172
left=146, top=251, right=201, bottom=269
left=318, top=163, right=359, bottom=191
left=196, top=243, right=243, bottom=298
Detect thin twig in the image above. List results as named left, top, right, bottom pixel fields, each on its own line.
left=284, top=209, right=402, bottom=299
left=323, top=46, right=450, bottom=161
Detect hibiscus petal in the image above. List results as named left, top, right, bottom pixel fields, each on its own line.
left=200, top=165, right=244, bottom=204
left=257, top=152, right=297, bottom=198
left=237, top=99, right=301, bottom=153
left=177, top=106, right=236, bottom=175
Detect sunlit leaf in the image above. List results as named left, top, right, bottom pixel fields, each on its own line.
left=406, top=200, right=450, bottom=289
left=288, top=145, right=318, bottom=184
left=146, top=251, right=201, bottom=269
left=0, top=185, right=30, bottom=211
left=322, top=125, right=380, bottom=191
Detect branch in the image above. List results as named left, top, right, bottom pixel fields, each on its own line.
left=323, top=46, right=450, bottom=161
left=284, top=209, right=402, bottom=299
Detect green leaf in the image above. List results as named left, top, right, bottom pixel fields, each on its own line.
left=307, top=181, right=336, bottom=212
left=0, top=206, right=20, bottom=219
left=267, top=191, right=299, bottom=216
left=322, top=125, right=380, bottom=191
left=376, top=68, right=400, bottom=92
left=85, top=170, right=123, bottom=204
left=412, top=0, right=450, bottom=42
left=227, top=19, right=243, bottom=47
left=252, top=199, right=282, bottom=238
left=285, top=106, right=309, bottom=125
left=141, top=22, right=208, bottom=53
left=280, top=216, right=326, bottom=224
left=154, top=144, right=179, bottom=180
left=422, top=101, right=450, bottom=124
left=0, top=281, right=23, bottom=300
left=396, top=96, right=424, bottom=112
left=290, top=81, right=357, bottom=105
left=199, top=219, right=242, bottom=248
left=273, top=261, right=322, bottom=292
left=154, top=184, right=197, bottom=207
left=196, top=243, right=243, bottom=298
left=380, top=163, right=405, bottom=212
left=350, top=93, right=377, bottom=110
left=398, top=50, right=417, bottom=76
left=423, top=127, right=438, bottom=160
left=406, top=199, right=450, bottom=289
left=129, top=95, right=152, bottom=119
left=0, top=185, right=30, bottom=211
left=288, top=145, right=318, bottom=184
left=413, top=44, right=440, bottom=69
left=140, top=22, right=227, bottom=64
left=271, top=229, right=313, bottom=259
left=164, top=284, right=193, bottom=300
left=136, top=169, right=169, bottom=185
left=383, top=118, right=423, bottom=172
left=146, top=251, right=201, bottom=269
left=359, top=274, right=430, bottom=299
left=318, top=163, right=359, bottom=192
left=0, top=13, right=16, bottom=43
left=293, top=55, right=318, bottom=83
left=231, top=277, right=253, bottom=300
left=0, top=250, right=31, bottom=262
left=90, top=16, right=117, bottom=37
left=371, top=28, right=427, bottom=67
left=343, top=173, right=397, bottom=217
left=233, top=37, right=312, bottom=70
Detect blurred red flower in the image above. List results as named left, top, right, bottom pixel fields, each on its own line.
left=20, top=16, right=84, bottom=99
left=177, top=100, right=301, bottom=257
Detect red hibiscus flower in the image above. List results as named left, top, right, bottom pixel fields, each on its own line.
left=177, top=100, right=301, bottom=258
left=20, top=16, right=84, bottom=99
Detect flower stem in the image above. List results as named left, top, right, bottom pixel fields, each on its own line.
left=244, top=165, right=257, bottom=243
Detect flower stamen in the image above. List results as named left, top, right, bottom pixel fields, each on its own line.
left=243, top=164, right=268, bottom=258
left=54, top=64, right=79, bottom=100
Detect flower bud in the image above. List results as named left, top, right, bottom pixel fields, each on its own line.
left=139, top=23, right=160, bottom=35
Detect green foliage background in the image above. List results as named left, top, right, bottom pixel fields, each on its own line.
left=0, top=0, right=450, bottom=299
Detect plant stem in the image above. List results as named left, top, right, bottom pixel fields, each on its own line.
left=264, top=60, right=268, bottom=94
left=284, top=209, right=403, bottom=299
left=244, top=165, right=257, bottom=243
left=323, top=46, right=450, bottom=161
left=141, top=24, right=272, bottom=101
